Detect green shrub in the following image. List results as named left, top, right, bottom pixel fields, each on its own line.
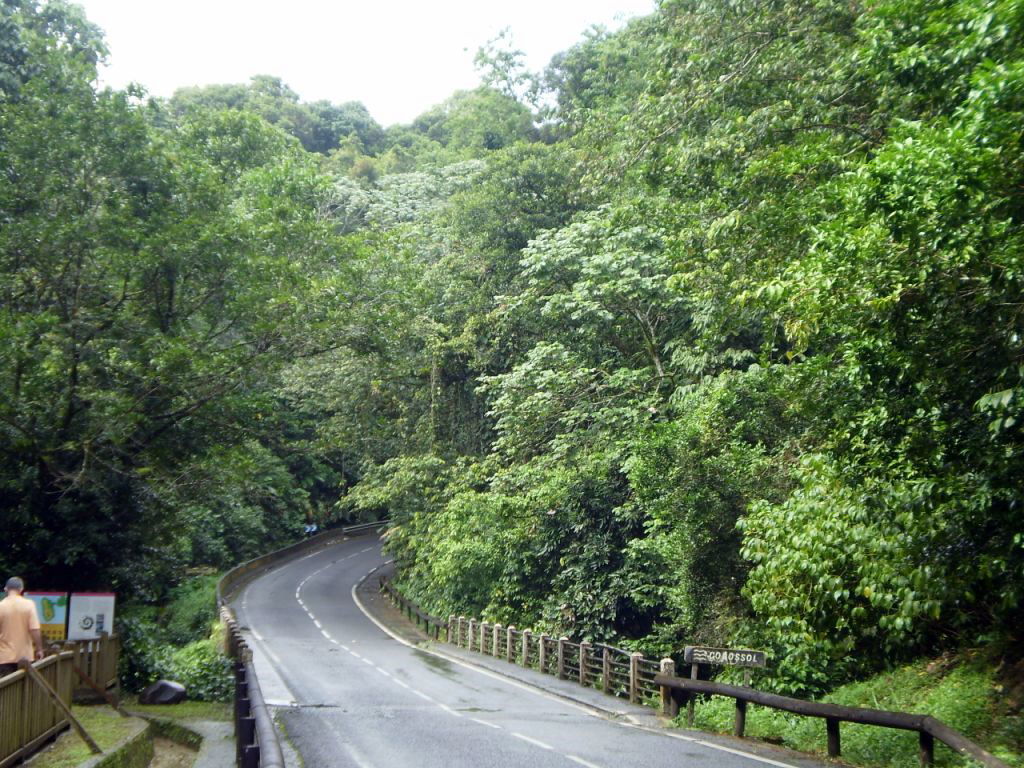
left=162, top=573, right=219, bottom=646
left=166, top=636, right=233, bottom=702
left=117, top=614, right=173, bottom=693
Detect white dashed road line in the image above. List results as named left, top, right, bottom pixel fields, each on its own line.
left=512, top=732, right=554, bottom=750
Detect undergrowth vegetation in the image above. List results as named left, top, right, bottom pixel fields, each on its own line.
left=118, top=573, right=230, bottom=701
left=693, top=654, right=1023, bottom=767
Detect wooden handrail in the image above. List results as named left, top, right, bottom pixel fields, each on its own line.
left=654, top=674, right=1009, bottom=768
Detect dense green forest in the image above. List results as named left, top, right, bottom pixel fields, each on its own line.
left=1, top=0, right=1022, bottom=703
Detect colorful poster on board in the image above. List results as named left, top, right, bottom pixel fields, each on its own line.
left=67, top=592, right=116, bottom=641
left=24, top=592, right=68, bottom=643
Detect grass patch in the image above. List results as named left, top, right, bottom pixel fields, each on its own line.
left=125, top=699, right=232, bottom=722
left=28, top=706, right=142, bottom=768
left=688, top=655, right=1022, bottom=768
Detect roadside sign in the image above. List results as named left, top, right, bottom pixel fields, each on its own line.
left=24, top=592, right=68, bottom=643
left=684, top=646, right=767, bottom=668
left=67, top=593, right=116, bottom=641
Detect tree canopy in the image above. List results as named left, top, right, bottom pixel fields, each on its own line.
left=1, top=0, right=1021, bottom=696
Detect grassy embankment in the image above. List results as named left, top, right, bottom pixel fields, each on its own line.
left=689, top=654, right=1023, bottom=767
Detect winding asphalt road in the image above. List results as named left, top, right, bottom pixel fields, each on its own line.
left=233, top=536, right=810, bottom=768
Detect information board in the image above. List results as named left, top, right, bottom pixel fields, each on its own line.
left=67, top=592, right=116, bottom=641
left=24, top=592, right=68, bottom=643
left=684, top=645, right=767, bottom=668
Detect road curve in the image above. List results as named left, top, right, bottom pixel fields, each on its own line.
left=234, top=535, right=804, bottom=768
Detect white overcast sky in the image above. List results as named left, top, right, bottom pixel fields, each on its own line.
left=75, top=1, right=656, bottom=126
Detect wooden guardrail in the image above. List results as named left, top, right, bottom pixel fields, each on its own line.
left=0, top=652, right=75, bottom=767
left=0, top=634, right=121, bottom=767
left=653, top=674, right=1010, bottom=768
left=378, top=574, right=665, bottom=705
left=218, top=519, right=387, bottom=768
left=379, top=574, right=1007, bottom=768
left=65, top=633, right=119, bottom=700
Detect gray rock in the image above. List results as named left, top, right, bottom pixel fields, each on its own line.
left=140, top=679, right=187, bottom=705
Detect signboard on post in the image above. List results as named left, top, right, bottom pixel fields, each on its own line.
left=68, top=593, right=116, bottom=641
left=25, top=592, right=68, bottom=643
left=684, top=646, right=767, bottom=668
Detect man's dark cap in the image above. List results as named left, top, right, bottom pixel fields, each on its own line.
left=5, top=577, right=24, bottom=591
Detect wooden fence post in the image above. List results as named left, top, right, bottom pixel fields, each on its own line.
left=457, top=617, right=465, bottom=647
left=629, top=652, right=642, bottom=704
left=521, top=630, right=531, bottom=668
left=506, top=627, right=515, bottom=663
left=827, top=718, right=841, bottom=758
left=538, top=634, right=549, bottom=674
left=579, top=642, right=591, bottom=686
left=660, top=658, right=677, bottom=717
left=479, top=622, right=489, bottom=654
left=468, top=619, right=476, bottom=652
left=919, top=731, right=935, bottom=767
left=557, top=638, right=567, bottom=680
left=686, top=661, right=698, bottom=727
left=602, top=647, right=611, bottom=694
left=493, top=624, right=502, bottom=657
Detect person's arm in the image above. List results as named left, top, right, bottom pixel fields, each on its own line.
left=30, top=628, right=43, bottom=660
left=27, top=602, right=43, bottom=660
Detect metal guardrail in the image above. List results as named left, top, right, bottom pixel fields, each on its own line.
left=218, top=519, right=388, bottom=768
left=223, top=610, right=284, bottom=768
left=217, top=520, right=388, bottom=608
left=654, top=674, right=1010, bottom=767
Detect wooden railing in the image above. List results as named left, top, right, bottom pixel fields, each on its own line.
left=378, top=574, right=664, bottom=706
left=0, top=634, right=120, bottom=767
left=0, top=652, right=75, bottom=768
left=653, top=674, right=1010, bottom=768
left=379, top=575, right=1007, bottom=768
left=65, top=634, right=119, bottom=699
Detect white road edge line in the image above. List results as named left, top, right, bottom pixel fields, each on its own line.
left=469, top=717, right=501, bottom=730
left=350, top=566, right=800, bottom=768
left=567, top=756, right=604, bottom=768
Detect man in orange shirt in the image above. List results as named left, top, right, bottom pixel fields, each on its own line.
left=0, top=576, right=43, bottom=677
